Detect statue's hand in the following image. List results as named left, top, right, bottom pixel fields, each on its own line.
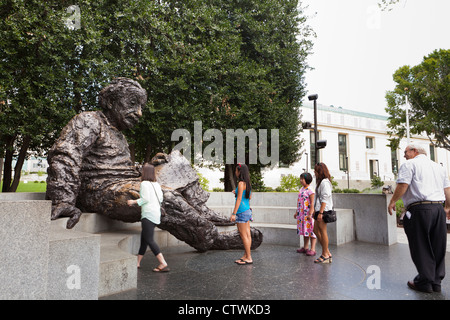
left=51, top=203, right=82, bottom=229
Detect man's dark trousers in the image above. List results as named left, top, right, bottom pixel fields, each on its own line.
left=403, top=203, right=447, bottom=291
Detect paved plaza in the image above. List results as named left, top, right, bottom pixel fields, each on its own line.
left=102, top=228, right=449, bottom=301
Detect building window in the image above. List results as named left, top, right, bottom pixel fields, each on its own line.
left=338, top=134, right=348, bottom=171
left=430, top=144, right=436, bottom=162
left=366, top=137, right=374, bottom=149
left=369, top=160, right=378, bottom=179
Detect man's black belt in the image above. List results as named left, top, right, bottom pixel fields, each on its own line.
left=407, top=201, right=444, bottom=211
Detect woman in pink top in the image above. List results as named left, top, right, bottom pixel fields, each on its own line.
left=294, top=172, right=316, bottom=256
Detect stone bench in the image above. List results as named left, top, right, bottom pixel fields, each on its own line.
left=210, top=206, right=355, bottom=246
left=48, top=222, right=100, bottom=299
left=210, top=205, right=297, bottom=225
left=54, top=213, right=188, bottom=298
left=53, top=217, right=139, bottom=298
left=208, top=192, right=397, bottom=246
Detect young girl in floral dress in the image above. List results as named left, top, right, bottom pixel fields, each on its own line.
left=294, top=172, right=316, bottom=256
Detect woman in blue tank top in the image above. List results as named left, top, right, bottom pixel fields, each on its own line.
left=231, top=163, right=253, bottom=265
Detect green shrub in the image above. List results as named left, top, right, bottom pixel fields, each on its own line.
left=371, top=175, right=384, bottom=189
left=343, top=188, right=360, bottom=193
left=197, top=172, right=210, bottom=191
left=396, top=199, right=405, bottom=217
left=333, top=188, right=360, bottom=193
left=279, top=174, right=301, bottom=192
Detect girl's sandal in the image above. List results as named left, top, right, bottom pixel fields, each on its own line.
left=314, top=255, right=332, bottom=264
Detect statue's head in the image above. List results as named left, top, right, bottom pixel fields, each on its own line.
left=98, top=77, right=147, bottom=130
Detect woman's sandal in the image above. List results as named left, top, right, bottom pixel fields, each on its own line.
left=314, top=255, right=332, bottom=264
left=153, top=265, right=170, bottom=272
left=235, top=259, right=253, bottom=265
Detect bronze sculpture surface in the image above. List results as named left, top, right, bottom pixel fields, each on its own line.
left=46, top=78, right=263, bottom=252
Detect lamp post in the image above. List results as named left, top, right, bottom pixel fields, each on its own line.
left=303, top=94, right=326, bottom=167
left=308, top=94, right=319, bottom=162
left=404, top=88, right=411, bottom=145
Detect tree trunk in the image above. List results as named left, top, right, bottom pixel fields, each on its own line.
left=2, top=135, right=15, bottom=192
left=129, top=143, right=135, bottom=163
left=0, top=149, right=4, bottom=188
left=224, top=163, right=236, bottom=191
left=0, top=157, right=3, bottom=188
left=145, top=144, right=152, bottom=163
left=9, top=135, right=31, bottom=192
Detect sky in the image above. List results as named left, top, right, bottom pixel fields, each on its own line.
left=300, top=0, right=450, bottom=116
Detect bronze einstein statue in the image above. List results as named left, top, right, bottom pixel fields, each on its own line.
left=46, top=77, right=263, bottom=252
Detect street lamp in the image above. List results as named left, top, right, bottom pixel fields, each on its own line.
left=404, top=88, right=411, bottom=145
left=303, top=94, right=327, bottom=167
left=308, top=94, right=318, bottom=163
left=307, top=94, right=327, bottom=164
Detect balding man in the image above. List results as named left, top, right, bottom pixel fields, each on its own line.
left=388, top=144, right=450, bottom=293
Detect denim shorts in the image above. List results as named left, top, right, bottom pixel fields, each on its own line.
left=236, top=209, right=252, bottom=223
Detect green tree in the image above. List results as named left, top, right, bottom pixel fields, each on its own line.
left=209, top=0, right=313, bottom=190
left=0, top=1, right=101, bottom=191
left=0, top=0, right=147, bottom=191
left=0, top=0, right=313, bottom=192
left=129, top=0, right=245, bottom=163
left=378, top=0, right=401, bottom=11
left=129, top=0, right=313, bottom=190
left=385, top=49, right=450, bottom=151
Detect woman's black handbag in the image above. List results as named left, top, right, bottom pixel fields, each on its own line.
left=314, top=210, right=337, bottom=223
left=323, top=210, right=337, bottom=223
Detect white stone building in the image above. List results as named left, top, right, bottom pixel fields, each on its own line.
left=261, top=101, right=450, bottom=190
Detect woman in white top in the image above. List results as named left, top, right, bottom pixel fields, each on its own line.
left=313, top=162, right=334, bottom=264
left=127, top=163, right=169, bottom=272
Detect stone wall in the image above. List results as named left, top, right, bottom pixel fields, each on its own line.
left=0, top=200, right=50, bottom=299
left=0, top=193, right=100, bottom=300
left=207, top=192, right=397, bottom=245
